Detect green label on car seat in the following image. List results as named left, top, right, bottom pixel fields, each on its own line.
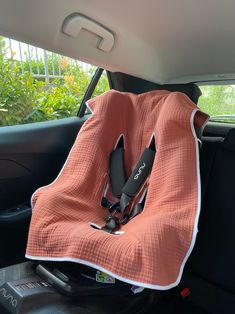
left=96, top=271, right=115, bottom=284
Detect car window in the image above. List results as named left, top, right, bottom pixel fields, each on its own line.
left=0, top=36, right=109, bottom=127
left=198, top=84, right=235, bottom=123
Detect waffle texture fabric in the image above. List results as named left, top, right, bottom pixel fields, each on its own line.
left=26, top=90, right=209, bottom=290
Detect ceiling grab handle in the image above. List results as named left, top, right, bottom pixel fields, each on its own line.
left=62, top=14, right=114, bottom=52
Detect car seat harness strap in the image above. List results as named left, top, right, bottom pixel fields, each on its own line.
left=109, top=136, right=126, bottom=198
left=101, top=137, right=156, bottom=233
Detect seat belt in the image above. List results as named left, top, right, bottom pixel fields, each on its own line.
left=109, top=136, right=126, bottom=198
left=101, top=137, right=156, bottom=233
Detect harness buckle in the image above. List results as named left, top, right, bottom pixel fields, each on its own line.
left=102, top=211, right=120, bottom=233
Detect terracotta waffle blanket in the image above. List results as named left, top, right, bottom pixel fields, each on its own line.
left=26, top=90, right=209, bottom=289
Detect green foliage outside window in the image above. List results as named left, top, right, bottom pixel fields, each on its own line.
left=199, top=85, right=235, bottom=119
left=0, top=37, right=109, bottom=126
left=2, top=35, right=235, bottom=126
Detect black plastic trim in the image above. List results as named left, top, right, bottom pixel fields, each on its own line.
left=0, top=207, right=31, bottom=226
left=78, top=68, right=104, bottom=117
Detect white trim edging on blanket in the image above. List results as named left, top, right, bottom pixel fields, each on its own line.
left=26, top=109, right=203, bottom=290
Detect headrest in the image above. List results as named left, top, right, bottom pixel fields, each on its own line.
left=109, top=72, right=202, bottom=103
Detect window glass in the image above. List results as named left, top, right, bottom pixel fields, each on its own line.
left=199, top=84, right=235, bottom=123
left=0, top=36, right=109, bottom=126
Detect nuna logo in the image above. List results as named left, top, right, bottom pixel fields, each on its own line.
left=134, top=163, right=146, bottom=180
left=0, top=287, right=17, bottom=308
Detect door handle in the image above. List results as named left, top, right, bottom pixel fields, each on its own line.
left=62, top=14, right=114, bottom=52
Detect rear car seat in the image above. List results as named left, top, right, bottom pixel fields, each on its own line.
left=178, top=130, right=235, bottom=313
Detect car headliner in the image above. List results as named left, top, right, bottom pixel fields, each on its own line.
left=0, top=0, right=235, bottom=84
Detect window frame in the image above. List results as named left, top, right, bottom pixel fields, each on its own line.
left=77, top=68, right=104, bottom=117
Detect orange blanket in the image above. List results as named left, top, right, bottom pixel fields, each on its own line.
left=26, top=90, right=209, bottom=290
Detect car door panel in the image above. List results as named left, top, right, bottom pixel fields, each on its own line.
left=0, top=116, right=87, bottom=267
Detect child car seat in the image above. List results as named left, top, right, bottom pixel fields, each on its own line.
left=26, top=90, right=208, bottom=295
